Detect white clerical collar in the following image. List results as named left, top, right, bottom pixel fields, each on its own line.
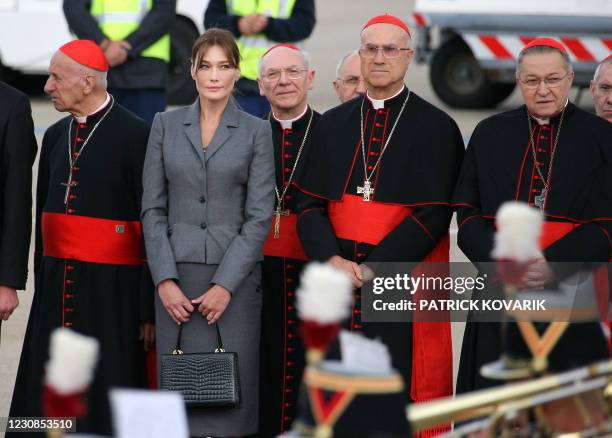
left=273, top=105, right=309, bottom=129
left=366, top=86, right=405, bottom=110
left=74, top=93, right=111, bottom=124
left=531, top=99, right=569, bottom=125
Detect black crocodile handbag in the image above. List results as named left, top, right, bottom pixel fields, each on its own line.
left=160, top=321, right=240, bottom=408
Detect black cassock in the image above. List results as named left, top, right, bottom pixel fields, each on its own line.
left=260, top=107, right=321, bottom=437
left=9, top=98, right=154, bottom=437
left=454, top=103, right=612, bottom=393
left=294, top=88, right=464, bottom=412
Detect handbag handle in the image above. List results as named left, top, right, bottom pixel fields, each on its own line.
left=172, top=320, right=225, bottom=355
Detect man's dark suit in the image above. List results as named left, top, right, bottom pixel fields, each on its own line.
left=0, top=81, right=37, bottom=337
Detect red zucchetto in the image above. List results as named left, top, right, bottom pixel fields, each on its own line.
left=262, top=43, right=301, bottom=58
left=521, top=37, right=567, bottom=54
left=362, top=14, right=411, bottom=36
left=59, top=40, right=109, bottom=72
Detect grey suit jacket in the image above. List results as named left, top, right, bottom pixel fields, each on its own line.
left=141, top=98, right=275, bottom=293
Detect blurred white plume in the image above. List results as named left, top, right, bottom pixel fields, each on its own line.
left=45, top=328, right=100, bottom=395
left=297, top=262, right=353, bottom=324
left=492, top=201, right=543, bottom=262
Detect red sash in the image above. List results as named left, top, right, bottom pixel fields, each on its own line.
left=42, top=212, right=144, bottom=265
left=328, top=194, right=454, bottom=406
left=263, top=213, right=307, bottom=260
left=540, top=222, right=577, bottom=249
left=329, top=195, right=413, bottom=245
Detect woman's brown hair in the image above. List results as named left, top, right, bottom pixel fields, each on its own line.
left=191, top=28, right=241, bottom=70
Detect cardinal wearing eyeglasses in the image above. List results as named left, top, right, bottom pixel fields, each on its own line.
left=256, top=43, right=321, bottom=436
left=293, top=14, right=464, bottom=422
left=454, top=38, right=612, bottom=394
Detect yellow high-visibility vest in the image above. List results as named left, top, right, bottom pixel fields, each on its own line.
left=227, top=0, right=298, bottom=80
left=91, top=0, right=170, bottom=62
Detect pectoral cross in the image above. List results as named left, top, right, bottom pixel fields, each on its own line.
left=61, top=172, right=75, bottom=205
left=357, top=180, right=374, bottom=202
left=273, top=204, right=290, bottom=239
left=534, top=187, right=547, bottom=211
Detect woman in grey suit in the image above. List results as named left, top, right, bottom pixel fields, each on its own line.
left=141, top=29, right=275, bottom=437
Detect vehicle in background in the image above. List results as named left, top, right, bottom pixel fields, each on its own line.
left=0, top=0, right=207, bottom=104
left=411, top=0, right=612, bottom=108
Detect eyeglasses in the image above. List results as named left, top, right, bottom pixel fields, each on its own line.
left=359, top=44, right=412, bottom=59
left=519, top=72, right=570, bottom=89
left=262, top=67, right=308, bottom=82
left=338, top=76, right=365, bottom=87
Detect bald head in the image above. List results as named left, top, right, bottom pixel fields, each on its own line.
left=333, top=50, right=366, bottom=102
left=593, top=57, right=612, bottom=83
left=258, top=46, right=310, bottom=77
left=590, top=57, right=612, bottom=122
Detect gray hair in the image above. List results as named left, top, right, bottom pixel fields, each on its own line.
left=516, top=45, right=572, bottom=77
left=593, top=57, right=612, bottom=83
left=258, top=48, right=311, bottom=77
left=90, top=68, right=108, bottom=89
left=335, top=50, right=359, bottom=78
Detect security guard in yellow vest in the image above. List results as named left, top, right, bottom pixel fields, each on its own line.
left=64, top=0, right=175, bottom=124
left=205, top=0, right=316, bottom=118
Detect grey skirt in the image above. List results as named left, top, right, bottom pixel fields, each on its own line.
left=155, top=263, right=262, bottom=437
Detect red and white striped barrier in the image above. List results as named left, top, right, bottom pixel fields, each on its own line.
left=462, top=34, right=612, bottom=62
